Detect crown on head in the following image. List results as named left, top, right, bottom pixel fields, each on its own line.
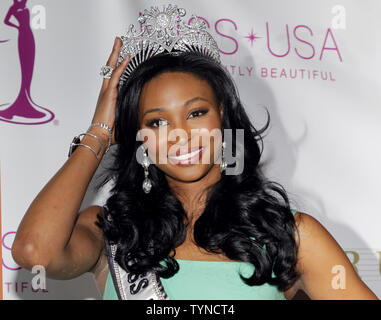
left=116, top=4, right=221, bottom=89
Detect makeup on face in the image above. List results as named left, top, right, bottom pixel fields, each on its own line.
left=168, top=146, right=206, bottom=166
left=139, top=72, right=223, bottom=181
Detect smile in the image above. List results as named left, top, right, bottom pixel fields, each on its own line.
left=168, top=147, right=205, bottom=164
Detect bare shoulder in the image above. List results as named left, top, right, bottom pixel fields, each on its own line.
left=291, top=211, right=378, bottom=299
left=293, top=211, right=327, bottom=235
left=292, top=211, right=331, bottom=248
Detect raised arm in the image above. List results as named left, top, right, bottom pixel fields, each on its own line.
left=4, top=7, right=19, bottom=29
left=11, top=37, right=130, bottom=280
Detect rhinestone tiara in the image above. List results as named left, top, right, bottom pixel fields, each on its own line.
left=116, top=4, right=221, bottom=89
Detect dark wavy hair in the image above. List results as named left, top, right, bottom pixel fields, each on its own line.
left=95, top=51, right=300, bottom=291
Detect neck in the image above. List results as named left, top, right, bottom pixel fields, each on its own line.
left=166, top=164, right=221, bottom=228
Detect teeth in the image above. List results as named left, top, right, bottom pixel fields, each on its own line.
left=169, top=147, right=204, bottom=161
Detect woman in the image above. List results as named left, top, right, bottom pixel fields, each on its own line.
left=11, top=35, right=377, bottom=300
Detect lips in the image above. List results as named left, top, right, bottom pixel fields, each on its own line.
left=168, top=146, right=204, bottom=158
left=168, top=146, right=205, bottom=163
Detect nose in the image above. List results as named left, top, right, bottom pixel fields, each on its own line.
left=168, top=127, right=190, bottom=147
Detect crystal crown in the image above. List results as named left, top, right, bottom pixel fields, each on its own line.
left=116, top=4, right=221, bottom=89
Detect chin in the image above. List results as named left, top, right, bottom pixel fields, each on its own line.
left=161, top=163, right=213, bottom=183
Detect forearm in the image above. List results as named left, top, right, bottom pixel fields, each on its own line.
left=4, top=21, right=18, bottom=28
left=12, top=127, right=108, bottom=267
left=4, top=12, right=18, bottom=29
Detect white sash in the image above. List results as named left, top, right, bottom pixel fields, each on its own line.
left=104, top=237, right=170, bottom=300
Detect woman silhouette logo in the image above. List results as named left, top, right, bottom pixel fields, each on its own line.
left=0, top=0, right=55, bottom=125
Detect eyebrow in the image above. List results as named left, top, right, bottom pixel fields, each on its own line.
left=142, top=97, right=210, bottom=118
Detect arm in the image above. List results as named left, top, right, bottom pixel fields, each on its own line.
left=4, top=7, right=19, bottom=29
left=11, top=131, right=108, bottom=279
left=11, top=37, right=130, bottom=280
left=293, top=212, right=378, bottom=299
left=43, top=205, right=105, bottom=280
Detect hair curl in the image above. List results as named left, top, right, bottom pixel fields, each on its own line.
left=95, top=51, right=300, bottom=292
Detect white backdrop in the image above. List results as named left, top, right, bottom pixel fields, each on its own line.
left=0, top=0, right=380, bottom=299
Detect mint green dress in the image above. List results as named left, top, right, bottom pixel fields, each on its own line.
left=103, top=209, right=298, bottom=300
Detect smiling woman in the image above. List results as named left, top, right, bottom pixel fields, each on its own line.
left=95, top=50, right=302, bottom=299
left=11, top=4, right=378, bottom=301
left=95, top=50, right=377, bottom=300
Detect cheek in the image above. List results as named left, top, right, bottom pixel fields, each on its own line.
left=201, top=116, right=223, bottom=162
left=197, top=116, right=223, bottom=146
left=199, top=113, right=222, bottom=130
left=145, top=132, right=168, bottom=164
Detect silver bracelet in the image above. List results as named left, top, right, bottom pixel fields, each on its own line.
left=68, top=133, right=105, bottom=159
left=87, top=122, right=112, bottom=154
left=71, top=143, right=101, bottom=159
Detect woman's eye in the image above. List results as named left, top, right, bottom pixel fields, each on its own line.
left=188, top=109, right=208, bottom=119
left=146, top=119, right=168, bottom=128
left=146, top=109, right=208, bottom=127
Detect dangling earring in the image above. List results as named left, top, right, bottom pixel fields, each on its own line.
left=141, top=148, right=152, bottom=194
left=220, top=140, right=227, bottom=173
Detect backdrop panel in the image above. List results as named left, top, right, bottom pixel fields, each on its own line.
left=0, top=0, right=380, bottom=299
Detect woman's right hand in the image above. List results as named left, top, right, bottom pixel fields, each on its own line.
left=91, top=37, right=130, bottom=145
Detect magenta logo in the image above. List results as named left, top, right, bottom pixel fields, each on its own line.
left=0, top=0, right=54, bottom=125
left=188, top=15, right=343, bottom=81
left=2, top=231, right=21, bottom=271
